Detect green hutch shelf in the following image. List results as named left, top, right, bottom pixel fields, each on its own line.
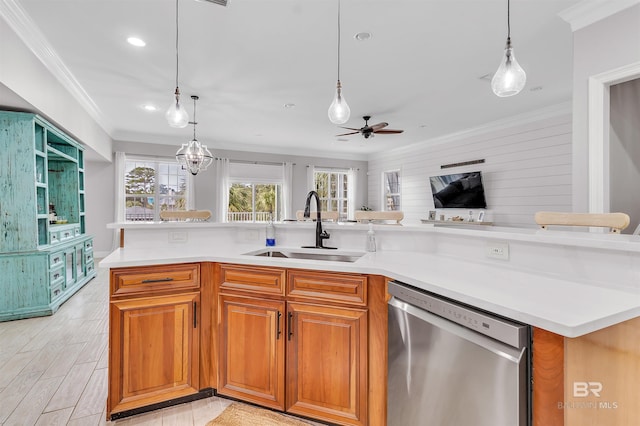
left=0, top=111, right=96, bottom=321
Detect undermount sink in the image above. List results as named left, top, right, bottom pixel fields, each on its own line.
left=245, top=248, right=365, bottom=263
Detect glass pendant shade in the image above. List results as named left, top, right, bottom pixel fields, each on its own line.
left=491, top=43, right=526, bottom=97
left=166, top=89, right=189, bottom=128
left=176, top=139, right=213, bottom=175
left=328, top=81, right=350, bottom=124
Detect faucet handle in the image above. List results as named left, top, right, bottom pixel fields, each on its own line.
left=320, top=230, right=330, bottom=239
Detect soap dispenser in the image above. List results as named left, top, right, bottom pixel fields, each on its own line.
left=266, top=214, right=276, bottom=247
left=366, top=222, right=376, bottom=252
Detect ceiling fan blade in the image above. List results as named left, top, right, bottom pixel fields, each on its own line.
left=338, top=127, right=362, bottom=131
left=369, top=122, right=389, bottom=131
left=335, top=131, right=360, bottom=136
left=373, top=129, right=404, bottom=134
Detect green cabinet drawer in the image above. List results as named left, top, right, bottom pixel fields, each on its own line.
left=85, top=251, right=94, bottom=264
left=50, top=231, right=60, bottom=244
left=50, top=280, right=63, bottom=301
left=50, top=252, right=64, bottom=269
left=85, top=239, right=93, bottom=252
left=86, top=261, right=95, bottom=275
left=50, top=266, right=64, bottom=284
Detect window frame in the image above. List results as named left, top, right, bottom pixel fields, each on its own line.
left=123, top=157, right=190, bottom=222
left=227, top=178, right=282, bottom=223
left=313, top=169, right=349, bottom=219
left=382, top=169, right=401, bottom=211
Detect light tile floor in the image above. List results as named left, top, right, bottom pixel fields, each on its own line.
left=0, top=262, right=316, bottom=426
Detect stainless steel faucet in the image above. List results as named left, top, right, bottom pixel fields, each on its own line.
left=302, top=191, right=336, bottom=249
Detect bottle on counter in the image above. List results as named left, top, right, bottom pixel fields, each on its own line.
left=266, top=214, right=276, bottom=247
left=366, top=222, right=376, bottom=252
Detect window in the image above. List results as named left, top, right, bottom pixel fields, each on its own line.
left=228, top=182, right=282, bottom=222
left=383, top=170, right=401, bottom=211
left=226, top=162, right=283, bottom=222
left=314, top=169, right=349, bottom=219
left=124, top=159, right=189, bottom=221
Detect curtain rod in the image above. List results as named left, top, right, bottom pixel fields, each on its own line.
left=218, top=158, right=295, bottom=166
left=307, top=165, right=359, bottom=171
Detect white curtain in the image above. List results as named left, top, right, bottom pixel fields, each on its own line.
left=282, top=162, right=294, bottom=220
left=214, top=158, right=230, bottom=222
left=348, top=167, right=357, bottom=220
left=186, top=173, right=195, bottom=210
left=112, top=152, right=126, bottom=250
left=306, top=165, right=315, bottom=192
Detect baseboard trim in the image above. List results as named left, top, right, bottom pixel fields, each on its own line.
left=109, top=388, right=216, bottom=421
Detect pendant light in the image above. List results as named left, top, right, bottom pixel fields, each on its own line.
left=176, top=96, right=213, bottom=175
left=491, top=0, right=527, bottom=97
left=328, top=0, right=350, bottom=124
left=165, top=0, right=189, bottom=127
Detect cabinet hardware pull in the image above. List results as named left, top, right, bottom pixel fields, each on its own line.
left=141, top=277, right=174, bottom=283
left=193, top=301, right=197, bottom=328
left=277, top=311, right=282, bottom=339
left=288, top=312, right=293, bottom=340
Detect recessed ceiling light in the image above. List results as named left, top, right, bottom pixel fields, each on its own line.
left=419, top=124, right=428, bottom=128
left=284, top=103, right=296, bottom=108
left=354, top=32, right=372, bottom=41
left=336, top=138, right=349, bottom=142
left=127, top=37, right=146, bottom=47
left=530, top=86, right=543, bottom=92
left=142, top=104, right=158, bottom=112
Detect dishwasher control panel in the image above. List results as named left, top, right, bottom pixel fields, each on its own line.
left=388, top=280, right=528, bottom=348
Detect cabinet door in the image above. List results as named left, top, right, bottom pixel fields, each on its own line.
left=108, top=292, right=200, bottom=416
left=218, top=294, right=285, bottom=410
left=286, top=302, right=368, bottom=426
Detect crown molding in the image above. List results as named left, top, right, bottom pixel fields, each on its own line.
left=367, top=101, right=572, bottom=161
left=558, top=0, right=640, bottom=32
left=0, top=0, right=112, bottom=134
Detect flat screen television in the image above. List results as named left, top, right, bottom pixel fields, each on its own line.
left=429, top=171, right=487, bottom=208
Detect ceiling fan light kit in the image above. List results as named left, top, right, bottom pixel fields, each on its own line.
left=328, top=0, right=351, bottom=125
left=166, top=0, right=189, bottom=128
left=491, top=0, right=526, bottom=97
left=175, top=95, right=213, bottom=175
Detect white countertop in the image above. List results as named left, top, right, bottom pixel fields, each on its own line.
left=100, top=242, right=640, bottom=338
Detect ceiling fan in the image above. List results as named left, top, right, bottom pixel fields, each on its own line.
left=336, top=115, right=404, bottom=139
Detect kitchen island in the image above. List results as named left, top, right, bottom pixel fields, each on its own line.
left=100, top=221, right=640, bottom=426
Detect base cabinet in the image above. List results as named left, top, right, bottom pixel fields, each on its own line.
left=108, top=263, right=202, bottom=418
left=286, top=302, right=368, bottom=425
left=218, top=295, right=285, bottom=410
left=217, top=264, right=369, bottom=426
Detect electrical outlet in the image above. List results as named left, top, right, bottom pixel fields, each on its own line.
left=486, top=242, right=509, bottom=260
left=169, top=231, right=188, bottom=243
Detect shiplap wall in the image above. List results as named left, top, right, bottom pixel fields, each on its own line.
left=368, top=112, right=572, bottom=228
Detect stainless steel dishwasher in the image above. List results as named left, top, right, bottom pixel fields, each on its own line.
left=387, top=281, right=531, bottom=426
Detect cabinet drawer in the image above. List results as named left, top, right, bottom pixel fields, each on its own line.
left=287, top=270, right=367, bottom=306
left=50, top=266, right=64, bottom=284
left=50, top=280, right=63, bottom=301
left=59, top=228, right=74, bottom=241
left=86, top=261, right=95, bottom=275
left=85, top=251, right=94, bottom=264
left=219, top=264, right=286, bottom=297
left=50, top=252, right=64, bottom=269
left=50, top=231, right=60, bottom=244
left=111, top=263, right=200, bottom=297
left=85, top=240, right=93, bottom=252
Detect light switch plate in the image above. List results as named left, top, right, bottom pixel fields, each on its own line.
left=169, top=231, right=188, bottom=243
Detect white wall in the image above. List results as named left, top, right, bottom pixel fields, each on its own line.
left=610, top=78, right=640, bottom=233
left=0, top=15, right=112, bottom=161
left=368, top=111, right=572, bottom=228
left=570, top=4, right=640, bottom=213
left=87, top=140, right=369, bottom=254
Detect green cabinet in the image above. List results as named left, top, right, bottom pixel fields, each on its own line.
left=0, top=111, right=96, bottom=321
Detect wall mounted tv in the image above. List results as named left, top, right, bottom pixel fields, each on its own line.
left=429, top=171, right=487, bottom=209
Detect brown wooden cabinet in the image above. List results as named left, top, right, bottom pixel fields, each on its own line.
left=108, top=263, right=203, bottom=418
left=287, top=302, right=368, bottom=425
left=218, top=294, right=286, bottom=410
left=216, top=264, right=372, bottom=426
